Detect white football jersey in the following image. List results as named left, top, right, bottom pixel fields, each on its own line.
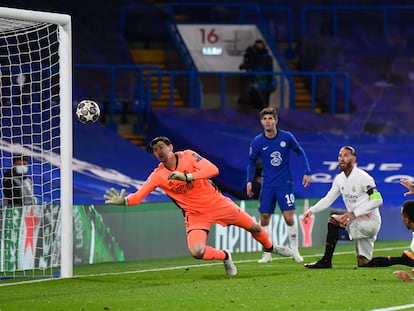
left=310, top=166, right=381, bottom=218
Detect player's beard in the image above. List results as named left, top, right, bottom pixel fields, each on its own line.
left=339, top=161, right=352, bottom=172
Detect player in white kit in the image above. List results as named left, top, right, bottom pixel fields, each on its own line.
left=303, top=146, right=383, bottom=268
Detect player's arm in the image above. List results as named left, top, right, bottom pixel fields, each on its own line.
left=353, top=186, right=383, bottom=217
left=303, top=180, right=341, bottom=223
left=289, top=133, right=312, bottom=179
left=104, top=173, right=158, bottom=206
left=393, top=270, right=414, bottom=282
left=125, top=176, right=159, bottom=206
left=296, top=146, right=311, bottom=188
left=168, top=150, right=219, bottom=182
left=246, top=144, right=259, bottom=197
left=401, top=178, right=414, bottom=196
left=189, top=153, right=219, bottom=180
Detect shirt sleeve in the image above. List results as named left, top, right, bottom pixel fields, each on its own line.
left=309, top=178, right=341, bottom=213
left=126, top=172, right=159, bottom=206
left=246, top=142, right=259, bottom=183
left=186, top=150, right=219, bottom=180
left=290, top=133, right=311, bottom=175
left=353, top=173, right=383, bottom=217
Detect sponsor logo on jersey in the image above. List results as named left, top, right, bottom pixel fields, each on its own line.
left=192, top=152, right=203, bottom=162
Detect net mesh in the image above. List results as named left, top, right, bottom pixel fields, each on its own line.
left=0, top=17, right=61, bottom=278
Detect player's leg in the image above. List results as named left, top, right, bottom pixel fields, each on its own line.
left=362, top=250, right=414, bottom=267
left=186, top=218, right=236, bottom=275
left=278, top=186, right=303, bottom=263
left=258, top=213, right=273, bottom=263
left=353, top=217, right=408, bottom=267
left=305, top=215, right=342, bottom=268
left=220, top=202, right=293, bottom=258
left=281, top=209, right=303, bottom=262
left=355, top=238, right=375, bottom=267
left=347, top=215, right=381, bottom=267
left=257, top=187, right=276, bottom=263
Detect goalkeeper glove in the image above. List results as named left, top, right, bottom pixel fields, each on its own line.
left=104, top=188, right=126, bottom=205
left=168, top=171, right=194, bottom=182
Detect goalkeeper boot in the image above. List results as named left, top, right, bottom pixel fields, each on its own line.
left=292, top=248, right=304, bottom=263
left=223, top=250, right=237, bottom=276
left=304, top=259, right=332, bottom=269
left=258, top=252, right=273, bottom=263
left=273, top=245, right=294, bottom=257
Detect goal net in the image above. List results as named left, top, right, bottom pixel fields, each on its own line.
left=0, top=7, right=72, bottom=278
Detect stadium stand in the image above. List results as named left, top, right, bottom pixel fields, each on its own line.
left=2, top=1, right=414, bottom=221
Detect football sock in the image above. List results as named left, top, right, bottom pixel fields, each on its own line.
left=322, top=217, right=339, bottom=263
left=363, top=251, right=414, bottom=267
left=287, top=222, right=299, bottom=250
left=261, top=225, right=271, bottom=252
left=252, top=229, right=273, bottom=250
left=202, top=246, right=226, bottom=261
left=262, top=225, right=270, bottom=238
left=364, top=256, right=396, bottom=267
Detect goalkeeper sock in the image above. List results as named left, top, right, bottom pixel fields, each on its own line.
left=262, top=225, right=270, bottom=238
left=252, top=228, right=273, bottom=250
left=202, top=246, right=226, bottom=261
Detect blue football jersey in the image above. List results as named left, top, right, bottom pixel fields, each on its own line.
left=247, top=130, right=311, bottom=188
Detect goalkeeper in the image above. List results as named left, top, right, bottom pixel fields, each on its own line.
left=104, top=136, right=293, bottom=276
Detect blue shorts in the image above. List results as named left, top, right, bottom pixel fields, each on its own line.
left=258, top=184, right=296, bottom=214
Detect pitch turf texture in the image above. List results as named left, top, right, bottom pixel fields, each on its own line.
left=1, top=241, right=414, bottom=311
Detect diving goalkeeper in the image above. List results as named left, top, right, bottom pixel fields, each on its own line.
left=104, top=136, right=293, bottom=276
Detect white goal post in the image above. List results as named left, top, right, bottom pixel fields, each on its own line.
left=0, top=7, right=72, bottom=278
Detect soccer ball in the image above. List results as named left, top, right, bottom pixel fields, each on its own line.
left=76, top=100, right=100, bottom=124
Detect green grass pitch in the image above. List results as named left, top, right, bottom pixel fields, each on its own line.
left=1, top=240, right=413, bottom=311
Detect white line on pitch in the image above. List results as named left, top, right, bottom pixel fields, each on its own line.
left=0, top=246, right=406, bottom=287
left=370, top=303, right=414, bottom=311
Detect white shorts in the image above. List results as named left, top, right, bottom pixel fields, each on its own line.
left=347, top=212, right=381, bottom=260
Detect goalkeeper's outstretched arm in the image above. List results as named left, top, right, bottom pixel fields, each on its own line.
left=104, top=188, right=126, bottom=205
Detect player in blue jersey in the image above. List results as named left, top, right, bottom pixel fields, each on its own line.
left=246, top=107, right=311, bottom=263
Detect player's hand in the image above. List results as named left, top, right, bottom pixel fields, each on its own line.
left=168, top=171, right=194, bottom=182
left=400, top=178, right=414, bottom=197
left=246, top=182, right=254, bottom=197
left=104, top=188, right=126, bottom=205
left=393, top=270, right=414, bottom=282
left=302, top=210, right=312, bottom=224
left=339, top=211, right=355, bottom=226
left=302, top=175, right=311, bottom=188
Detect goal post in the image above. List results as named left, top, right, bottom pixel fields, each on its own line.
left=0, top=7, right=72, bottom=278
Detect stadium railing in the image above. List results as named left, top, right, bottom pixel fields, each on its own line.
left=74, top=64, right=162, bottom=131
left=73, top=66, right=350, bottom=133
left=301, top=5, right=414, bottom=37
left=119, top=3, right=295, bottom=56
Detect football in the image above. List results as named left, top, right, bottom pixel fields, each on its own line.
left=76, top=100, right=100, bottom=124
